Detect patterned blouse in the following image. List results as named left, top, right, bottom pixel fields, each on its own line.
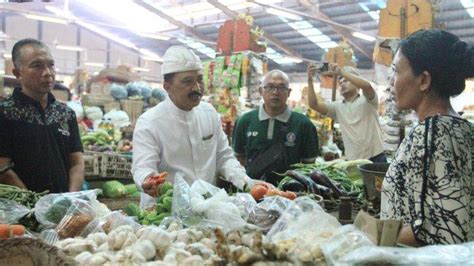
left=381, top=115, right=473, bottom=245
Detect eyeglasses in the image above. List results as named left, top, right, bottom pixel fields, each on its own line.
left=263, top=85, right=289, bottom=92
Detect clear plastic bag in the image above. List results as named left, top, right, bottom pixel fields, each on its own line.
left=247, top=196, right=291, bottom=233
left=171, top=173, right=197, bottom=226
left=263, top=196, right=341, bottom=263
left=81, top=210, right=142, bottom=236
left=189, top=180, right=247, bottom=232
left=0, top=198, right=31, bottom=224
left=320, top=225, right=375, bottom=265
left=34, top=189, right=100, bottom=228
left=330, top=239, right=474, bottom=265
left=230, top=193, right=257, bottom=221
left=55, top=198, right=97, bottom=239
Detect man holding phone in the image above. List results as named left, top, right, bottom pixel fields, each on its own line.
left=307, top=64, right=386, bottom=162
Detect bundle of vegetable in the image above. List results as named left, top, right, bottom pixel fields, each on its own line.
left=0, top=184, right=48, bottom=208
left=278, top=162, right=364, bottom=200
left=81, top=129, right=116, bottom=152
left=123, top=181, right=173, bottom=226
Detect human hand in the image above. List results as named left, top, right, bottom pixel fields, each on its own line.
left=307, top=64, right=318, bottom=79
left=142, top=172, right=168, bottom=197
left=329, top=63, right=341, bottom=75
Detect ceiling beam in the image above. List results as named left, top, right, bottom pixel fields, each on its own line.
left=298, top=0, right=372, bottom=58
left=252, top=0, right=373, bottom=59
left=207, top=0, right=305, bottom=60
left=133, top=0, right=215, bottom=46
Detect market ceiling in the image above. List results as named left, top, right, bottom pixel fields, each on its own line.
left=1, top=0, right=474, bottom=74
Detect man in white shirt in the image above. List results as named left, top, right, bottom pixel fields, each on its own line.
left=307, top=64, right=386, bottom=162
left=132, top=46, right=258, bottom=207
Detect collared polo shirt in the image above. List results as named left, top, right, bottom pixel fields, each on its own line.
left=233, top=105, right=319, bottom=170
left=0, top=88, right=82, bottom=193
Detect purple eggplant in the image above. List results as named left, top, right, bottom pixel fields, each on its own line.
left=286, top=170, right=333, bottom=198
left=310, top=169, right=342, bottom=198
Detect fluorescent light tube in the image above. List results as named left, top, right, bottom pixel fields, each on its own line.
left=134, top=67, right=150, bottom=72
left=56, top=45, right=83, bottom=52
left=352, top=32, right=376, bottom=42
left=266, top=8, right=302, bottom=21
left=25, top=14, right=68, bottom=24
left=85, top=62, right=104, bottom=67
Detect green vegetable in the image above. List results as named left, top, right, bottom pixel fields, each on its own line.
left=124, top=184, right=139, bottom=195
left=162, top=196, right=172, bottom=211
left=123, top=203, right=142, bottom=217
left=0, top=184, right=48, bottom=209
left=157, top=189, right=172, bottom=204
left=155, top=203, right=167, bottom=213
left=45, top=197, right=72, bottom=224
left=158, top=182, right=173, bottom=196
left=102, top=181, right=127, bottom=198
left=131, top=191, right=141, bottom=198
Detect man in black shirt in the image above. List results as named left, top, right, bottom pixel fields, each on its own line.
left=0, top=38, right=84, bottom=193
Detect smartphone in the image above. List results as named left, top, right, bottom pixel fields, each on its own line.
left=316, top=62, right=329, bottom=73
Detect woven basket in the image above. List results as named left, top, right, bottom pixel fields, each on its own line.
left=103, top=101, right=121, bottom=113
left=83, top=151, right=101, bottom=176
left=99, top=152, right=132, bottom=179
left=0, top=237, right=74, bottom=266
left=82, top=94, right=115, bottom=107
left=120, top=99, right=144, bottom=125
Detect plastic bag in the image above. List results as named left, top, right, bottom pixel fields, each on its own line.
left=329, top=238, right=474, bottom=265
left=34, top=189, right=100, bottom=228
left=247, top=196, right=291, bottom=233
left=189, top=179, right=247, bottom=232
left=171, top=173, right=196, bottom=226
left=56, top=198, right=96, bottom=239
left=320, top=225, right=375, bottom=266
left=0, top=198, right=31, bottom=224
left=263, top=197, right=341, bottom=263
left=82, top=211, right=142, bottom=236
left=229, top=193, right=257, bottom=221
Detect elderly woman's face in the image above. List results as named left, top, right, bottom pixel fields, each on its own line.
left=389, top=51, right=424, bottom=111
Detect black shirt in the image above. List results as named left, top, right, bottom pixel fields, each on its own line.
left=0, top=88, right=83, bottom=193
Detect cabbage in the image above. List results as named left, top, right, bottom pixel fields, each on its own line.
left=151, top=88, right=167, bottom=101
left=102, top=180, right=127, bottom=198
left=110, top=83, right=128, bottom=100
left=140, top=86, right=152, bottom=100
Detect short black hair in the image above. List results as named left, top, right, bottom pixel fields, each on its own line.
left=399, top=29, right=474, bottom=98
left=12, top=38, right=49, bottom=69
left=163, top=73, right=175, bottom=83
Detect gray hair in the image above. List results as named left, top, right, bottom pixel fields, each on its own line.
left=12, top=38, right=49, bottom=69
left=261, top=69, right=290, bottom=88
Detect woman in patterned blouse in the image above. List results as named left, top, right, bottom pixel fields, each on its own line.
left=381, top=29, right=473, bottom=246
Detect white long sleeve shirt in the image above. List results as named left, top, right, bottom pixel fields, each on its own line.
left=132, top=97, right=250, bottom=208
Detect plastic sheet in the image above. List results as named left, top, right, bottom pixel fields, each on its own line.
left=247, top=196, right=291, bottom=233
left=0, top=198, right=31, bottom=224
left=34, top=189, right=101, bottom=228
left=263, top=197, right=341, bottom=263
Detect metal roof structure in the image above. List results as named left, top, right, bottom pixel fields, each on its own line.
left=1, top=0, right=474, bottom=75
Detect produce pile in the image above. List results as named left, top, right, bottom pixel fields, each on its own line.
left=101, top=180, right=140, bottom=199
left=277, top=160, right=370, bottom=210
left=124, top=182, right=173, bottom=226
left=81, top=129, right=121, bottom=153
left=0, top=184, right=48, bottom=209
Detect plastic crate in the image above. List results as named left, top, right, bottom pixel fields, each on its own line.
left=83, top=151, right=100, bottom=176
left=99, top=152, right=132, bottom=179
